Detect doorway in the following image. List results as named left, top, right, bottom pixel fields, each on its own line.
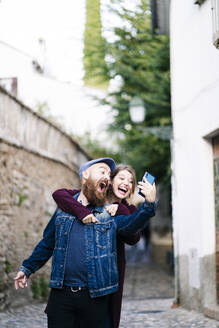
left=213, top=135, right=219, bottom=302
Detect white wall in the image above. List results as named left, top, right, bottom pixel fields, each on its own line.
left=170, top=0, right=219, bottom=307
left=0, top=42, right=113, bottom=142
left=0, top=0, right=116, bottom=144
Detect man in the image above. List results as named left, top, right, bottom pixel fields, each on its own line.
left=14, top=157, right=156, bottom=328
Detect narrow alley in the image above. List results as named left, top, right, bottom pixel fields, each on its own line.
left=0, top=243, right=218, bottom=328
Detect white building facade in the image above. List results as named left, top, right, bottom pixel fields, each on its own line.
left=0, top=0, right=113, bottom=143
left=0, top=40, right=112, bottom=141
left=170, top=0, right=219, bottom=319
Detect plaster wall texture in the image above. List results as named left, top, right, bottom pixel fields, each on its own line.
left=170, top=0, right=219, bottom=310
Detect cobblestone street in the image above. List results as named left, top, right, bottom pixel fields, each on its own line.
left=0, top=244, right=219, bottom=327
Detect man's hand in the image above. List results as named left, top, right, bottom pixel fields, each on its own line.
left=138, top=177, right=156, bottom=203
left=14, top=271, right=28, bottom=290
left=82, top=214, right=99, bottom=224
left=105, top=204, right=119, bottom=216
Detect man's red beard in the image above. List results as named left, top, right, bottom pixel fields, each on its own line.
left=82, top=176, right=109, bottom=207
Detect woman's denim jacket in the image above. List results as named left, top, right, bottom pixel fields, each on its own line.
left=20, top=199, right=156, bottom=298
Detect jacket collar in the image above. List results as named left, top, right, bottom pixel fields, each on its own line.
left=73, top=192, right=105, bottom=213
left=93, top=206, right=104, bottom=213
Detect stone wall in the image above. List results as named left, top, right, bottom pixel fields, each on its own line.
left=0, top=86, right=91, bottom=310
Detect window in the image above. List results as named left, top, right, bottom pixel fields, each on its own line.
left=0, top=77, right=17, bottom=97
left=150, top=0, right=170, bottom=35
left=211, top=0, right=219, bottom=49
left=194, top=0, right=207, bottom=4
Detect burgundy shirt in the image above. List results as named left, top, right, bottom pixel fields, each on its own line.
left=52, top=189, right=140, bottom=328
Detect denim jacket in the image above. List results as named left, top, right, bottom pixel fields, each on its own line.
left=20, top=200, right=156, bottom=298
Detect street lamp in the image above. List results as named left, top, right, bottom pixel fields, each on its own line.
left=129, top=96, right=146, bottom=123
left=129, top=96, right=172, bottom=140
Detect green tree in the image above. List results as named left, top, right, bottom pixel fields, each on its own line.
left=83, top=0, right=109, bottom=88
left=82, top=0, right=171, bottom=184
left=102, top=0, right=171, bottom=183
left=78, top=131, right=122, bottom=164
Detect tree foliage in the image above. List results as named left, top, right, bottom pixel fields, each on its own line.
left=83, top=0, right=109, bottom=88
left=78, top=131, right=123, bottom=164
left=83, top=0, right=171, bottom=184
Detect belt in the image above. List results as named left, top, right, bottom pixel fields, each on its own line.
left=63, top=286, right=88, bottom=293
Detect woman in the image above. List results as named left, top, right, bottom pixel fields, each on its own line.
left=52, top=164, right=141, bottom=328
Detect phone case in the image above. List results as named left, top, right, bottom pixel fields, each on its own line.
left=138, top=171, right=155, bottom=198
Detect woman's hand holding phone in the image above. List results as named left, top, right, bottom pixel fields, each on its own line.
left=138, top=172, right=156, bottom=203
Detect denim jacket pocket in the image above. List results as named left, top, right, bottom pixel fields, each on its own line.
left=94, top=223, right=111, bottom=248
left=55, top=216, right=68, bottom=225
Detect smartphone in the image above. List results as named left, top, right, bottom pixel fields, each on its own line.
left=138, top=171, right=155, bottom=198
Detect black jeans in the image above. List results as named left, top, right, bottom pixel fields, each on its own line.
left=46, top=288, right=109, bottom=328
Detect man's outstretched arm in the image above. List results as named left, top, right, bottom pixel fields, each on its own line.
left=115, top=200, right=157, bottom=235
left=14, top=209, right=57, bottom=289
left=115, top=178, right=157, bottom=235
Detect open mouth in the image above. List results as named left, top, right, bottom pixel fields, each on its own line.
left=98, top=180, right=108, bottom=193
left=118, top=186, right=128, bottom=195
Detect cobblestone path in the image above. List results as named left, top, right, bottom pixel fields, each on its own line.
left=1, top=297, right=219, bottom=328
left=0, top=245, right=218, bottom=327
